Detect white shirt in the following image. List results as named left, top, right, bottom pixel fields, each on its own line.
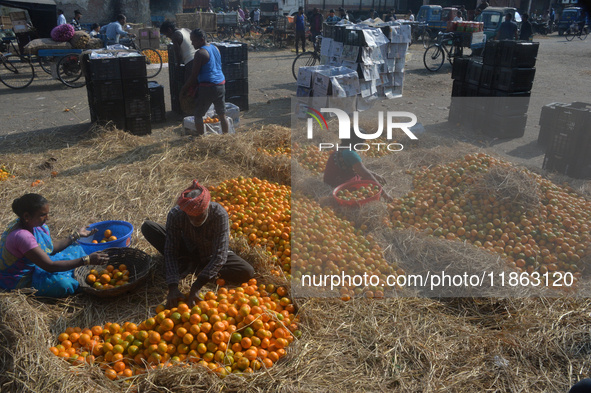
left=453, top=16, right=463, bottom=22
left=179, top=28, right=196, bottom=65
left=409, top=14, right=415, bottom=21
left=57, top=14, right=66, bottom=25
left=254, top=10, right=260, bottom=21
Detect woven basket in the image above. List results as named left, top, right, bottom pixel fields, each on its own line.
left=74, top=248, right=151, bottom=298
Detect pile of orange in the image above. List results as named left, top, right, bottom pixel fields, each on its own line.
left=257, top=146, right=291, bottom=158
left=0, top=165, right=14, bottom=182
left=204, top=116, right=220, bottom=124
left=209, top=177, right=292, bottom=275
left=92, top=229, right=117, bottom=244
left=49, top=279, right=300, bottom=380
left=30, top=179, right=44, bottom=187
left=86, top=264, right=130, bottom=290
left=388, top=153, right=591, bottom=279
left=292, top=143, right=331, bottom=175
left=291, top=195, right=401, bottom=299
left=336, top=184, right=381, bottom=202
left=361, top=138, right=399, bottom=158
left=156, top=49, right=168, bottom=63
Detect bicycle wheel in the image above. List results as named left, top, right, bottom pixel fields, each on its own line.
left=422, top=30, right=432, bottom=49
left=206, top=32, right=217, bottom=42
left=292, top=51, right=319, bottom=80
left=38, top=56, right=52, bottom=75
left=565, top=28, right=575, bottom=41
left=57, top=53, right=85, bottom=88
left=423, top=45, right=445, bottom=72
left=0, top=55, right=35, bottom=89
left=580, top=27, right=588, bottom=40
left=141, top=48, right=163, bottom=78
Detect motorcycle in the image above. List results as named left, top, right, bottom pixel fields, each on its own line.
left=532, top=18, right=550, bottom=35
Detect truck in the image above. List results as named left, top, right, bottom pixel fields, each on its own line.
left=556, top=7, right=584, bottom=36
left=476, top=7, right=521, bottom=40
left=183, top=0, right=210, bottom=13
left=417, top=5, right=460, bottom=37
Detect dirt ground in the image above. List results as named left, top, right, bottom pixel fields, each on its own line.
left=1, top=35, right=589, bottom=173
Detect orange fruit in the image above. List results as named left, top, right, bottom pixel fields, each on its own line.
left=104, top=229, right=112, bottom=238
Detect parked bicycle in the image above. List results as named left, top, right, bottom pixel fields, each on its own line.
left=565, top=22, right=588, bottom=41
left=292, top=35, right=321, bottom=80
left=423, top=31, right=464, bottom=72
left=128, top=36, right=163, bottom=78
left=0, top=50, right=35, bottom=89
left=411, top=23, right=432, bottom=49
left=240, top=18, right=264, bottom=37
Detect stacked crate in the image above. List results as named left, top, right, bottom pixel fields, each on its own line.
left=85, top=54, right=152, bottom=135
left=148, top=81, right=166, bottom=123
left=540, top=102, right=591, bottom=179
left=449, top=40, right=539, bottom=139
left=212, top=42, right=249, bottom=111
left=168, top=44, right=186, bottom=115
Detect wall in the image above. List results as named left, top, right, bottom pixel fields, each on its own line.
left=55, top=0, right=151, bottom=26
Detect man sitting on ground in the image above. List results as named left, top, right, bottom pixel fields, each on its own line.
left=142, top=180, right=255, bottom=308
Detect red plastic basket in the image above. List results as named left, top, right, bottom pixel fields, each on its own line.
left=333, top=180, right=382, bottom=207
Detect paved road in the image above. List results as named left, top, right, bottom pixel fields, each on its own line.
left=0, top=35, right=589, bottom=171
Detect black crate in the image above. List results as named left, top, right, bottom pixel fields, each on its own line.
left=571, top=154, right=591, bottom=179
left=498, top=41, right=539, bottom=68
left=483, top=40, right=499, bottom=66
left=448, top=100, right=464, bottom=123
left=479, top=65, right=496, bottom=89
left=451, top=56, right=470, bottom=82
left=94, top=100, right=126, bottom=130
left=483, top=113, right=527, bottom=139
left=543, top=153, right=574, bottom=176
left=122, top=78, right=149, bottom=99
left=89, top=58, right=121, bottom=81
left=148, top=82, right=166, bottom=123
left=225, top=79, right=249, bottom=96
left=545, top=128, right=580, bottom=160
left=125, top=98, right=151, bottom=117
left=344, top=29, right=364, bottom=46
left=323, top=22, right=335, bottom=39
left=126, top=116, right=152, bottom=135
left=477, top=87, right=493, bottom=96
left=537, top=102, right=566, bottom=147
left=452, top=80, right=467, bottom=97
left=490, top=90, right=530, bottom=117
left=467, top=59, right=483, bottom=86
left=213, top=42, right=248, bottom=63
left=120, top=56, right=148, bottom=79
left=91, top=80, right=123, bottom=101
left=226, top=95, right=249, bottom=111
left=466, top=83, right=479, bottom=97
left=221, top=61, right=248, bottom=80
left=334, top=25, right=346, bottom=43
left=495, top=67, right=536, bottom=92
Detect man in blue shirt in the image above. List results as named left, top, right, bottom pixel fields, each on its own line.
left=496, top=13, right=518, bottom=40
left=326, top=9, right=341, bottom=23
left=100, top=14, right=135, bottom=45
left=295, top=6, right=306, bottom=55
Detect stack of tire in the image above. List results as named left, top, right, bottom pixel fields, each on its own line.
left=449, top=40, right=539, bottom=139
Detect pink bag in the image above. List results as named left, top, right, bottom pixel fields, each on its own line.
left=50, top=24, right=75, bottom=42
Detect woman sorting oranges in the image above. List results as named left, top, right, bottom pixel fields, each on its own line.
left=0, top=193, right=108, bottom=297
left=323, top=134, right=393, bottom=202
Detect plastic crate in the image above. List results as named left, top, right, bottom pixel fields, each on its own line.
left=448, top=100, right=464, bottom=123
left=499, top=41, right=539, bottom=68
left=489, top=91, right=530, bottom=117
left=466, top=83, right=479, bottom=97
left=126, top=116, right=152, bottom=135
left=323, top=22, right=335, bottom=39
left=479, top=65, right=496, bottom=89
left=213, top=42, right=247, bottom=63
left=344, top=29, right=364, bottom=46
left=125, top=98, right=151, bottom=117
left=543, top=152, right=573, bottom=176
left=334, top=25, right=346, bottom=43
left=120, top=56, right=148, bottom=79
left=221, top=61, right=248, bottom=80
left=477, top=87, right=493, bottom=96
left=225, top=79, right=248, bottom=96
left=148, top=82, right=166, bottom=123
left=483, top=40, right=499, bottom=66
left=451, top=80, right=467, bottom=97
left=482, top=113, right=527, bottom=139
left=466, top=59, right=483, bottom=85
left=91, top=80, right=124, bottom=101
left=451, top=56, right=470, bottom=81
left=89, top=58, right=121, bottom=81
left=122, top=78, right=149, bottom=99
left=226, top=95, right=249, bottom=111
left=537, top=102, right=567, bottom=147
left=495, top=67, right=535, bottom=92
left=94, top=100, right=126, bottom=130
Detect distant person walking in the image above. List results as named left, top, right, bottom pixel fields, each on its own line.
left=496, top=13, right=518, bottom=40
left=295, top=7, right=306, bottom=55
left=519, top=13, right=533, bottom=41
left=310, top=8, right=323, bottom=40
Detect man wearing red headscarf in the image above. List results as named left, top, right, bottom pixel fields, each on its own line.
left=141, top=180, right=254, bottom=308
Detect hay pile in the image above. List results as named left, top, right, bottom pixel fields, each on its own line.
left=2, top=125, right=591, bottom=392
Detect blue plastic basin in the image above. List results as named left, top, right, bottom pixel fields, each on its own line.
left=78, top=220, right=133, bottom=254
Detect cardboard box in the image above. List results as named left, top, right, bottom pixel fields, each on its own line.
left=391, top=71, right=404, bottom=86
left=149, top=38, right=160, bottom=49
left=320, top=37, right=332, bottom=57
left=1, top=16, right=12, bottom=28
left=341, top=45, right=360, bottom=62
left=139, top=39, right=151, bottom=49
left=359, top=64, right=380, bottom=81
left=328, top=95, right=357, bottom=114
left=394, top=57, right=405, bottom=72
left=296, top=86, right=312, bottom=97
left=12, top=20, right=29, bottom=33
left=138, top=28, right=151, bottom=39
left=9, top=11, right=26, bottom=21
left=313, top=66, right=360, bottom=97
left=296, top=65, right=332, bottom=88
left=391, top=24, right=411, bottom=43
left=329, top=41, right=344, bottom=58
left=388, top=43, right=408, bottom=59
left=149, top=29, right=160, bottom=38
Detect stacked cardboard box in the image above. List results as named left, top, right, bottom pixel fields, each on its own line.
left=10, top=11, right=28, bottom=33
left=138, top=28, right=160, bottom=50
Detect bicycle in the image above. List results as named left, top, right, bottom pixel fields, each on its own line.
left=423, top=31, right=464, bottom=72
left=127, top=36, right=163, bottom=78
left=56, top=53, right=85, bottom=88
left=292, top=35, right=321, bottom=80
left=410, top=23, right=432, bottom=49
left=565, top=22, right=588, bottom=41
left=240, top=18, right=263, bottom=37
left=0, top=50, right=35, bottom=89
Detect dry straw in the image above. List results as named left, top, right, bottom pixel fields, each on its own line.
left=2, top=125, right=591, bottom=392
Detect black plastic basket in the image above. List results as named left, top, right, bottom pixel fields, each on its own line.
left=126, top=116, right=152, bottom=135
left=74, top=248, right=151, bottom=298
left=479, top=65, right=496, bottom=89
left=225, top=79, right=249, bottom=96
left=89, top=58, right=121, bottom=81
left=489, top=91, right=530, bottom=117
left=451, top=80, right=467, bottom=97
left=125, top=98, right=151, bottom=117
left=120, top=56, right=148, bottom=79
left=451, top=56, right=470, bottom=82
left=222, top=61, right=248, bottom=80
left=94, top=100, right=126, bottom=129
left=482, top=113, right=527, bottom=139
left=495, top=67, right=536, bottom=92
left=499, top=41, right=539, bottom=68
left=483, top=40, right=499, bottom=66
left=91, top=80, right=124, bottom=101
left=122, top=77, right=149, bottom=100
left=226, top=95, right=249, bottom=111
left=467, top=59, right=483, bottom=86
left=149, top=82, right=166, bottom=123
